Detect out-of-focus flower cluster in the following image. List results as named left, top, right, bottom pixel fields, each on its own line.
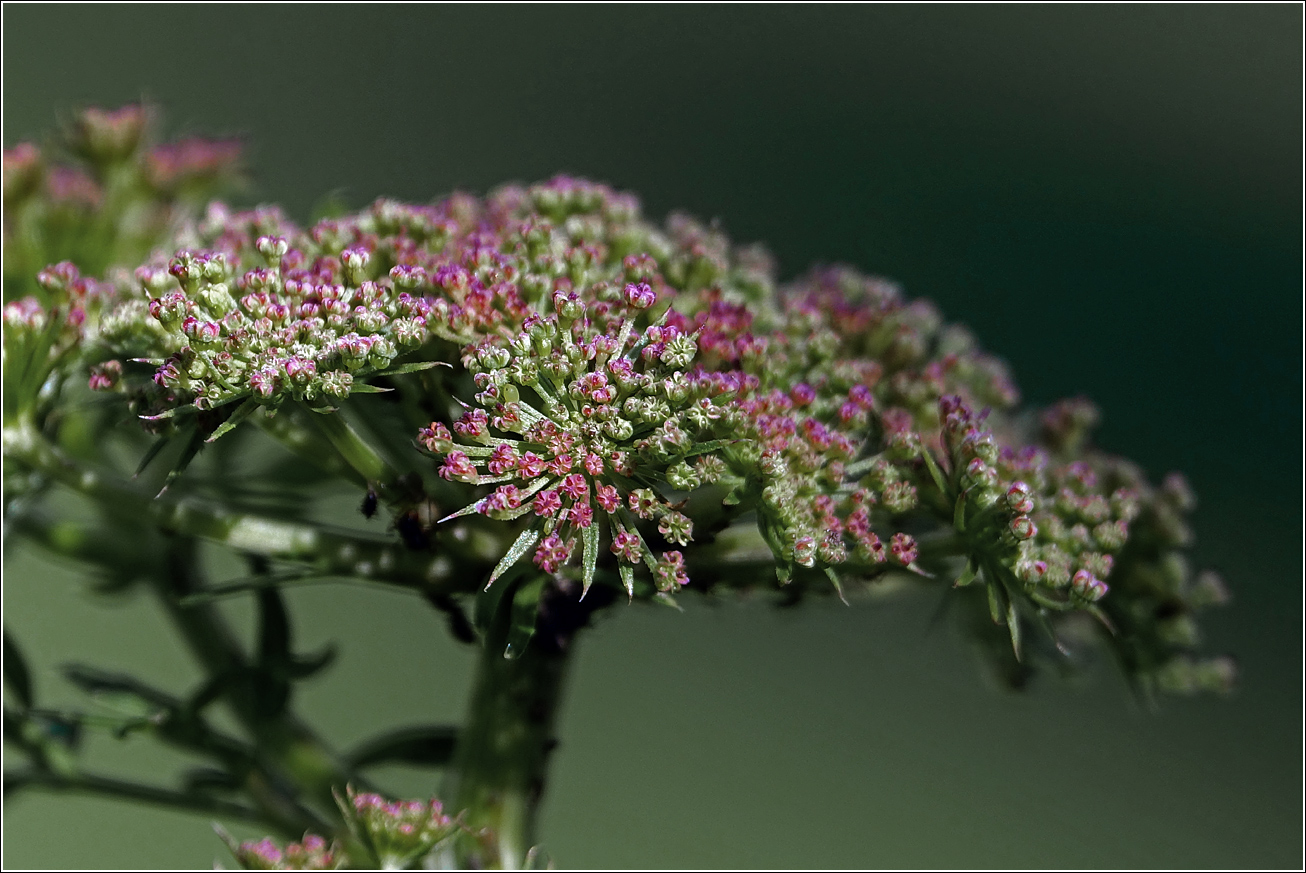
left=4, top=104, right=243, bottom=303
left=9, top=106, right=1229, bottom=691
left=229, top=834, right=342, bottom=871
left=225, top=789, right=474, bottom=871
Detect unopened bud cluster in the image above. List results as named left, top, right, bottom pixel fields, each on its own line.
left=224, top=789, right=471, bottom=871
left=230, top=834, right=341, bottom=871
left=936, top=394, right=1134, bottom=607
left=15, top=161, right=1230, bottom=691
left=4, top=104, right=243, bottom=314
left=116, top=239, right=433, bottom=411
left=344, top=790, right=462, bottom=869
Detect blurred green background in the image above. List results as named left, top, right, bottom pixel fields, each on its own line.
left=3, top=5, right=1300, bottom=868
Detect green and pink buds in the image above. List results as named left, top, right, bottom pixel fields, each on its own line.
left=31, top=160, right=1226, bottom=692
left=228, top=834, right=342, bottom=871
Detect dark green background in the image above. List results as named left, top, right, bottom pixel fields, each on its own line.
left=3, top=4, right=1301, bottom=868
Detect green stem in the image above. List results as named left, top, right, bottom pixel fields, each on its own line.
left=309, top=407, right=399, bottom=487
left=152, top=536, right=343, bottom=833
left=4, top=424, right=360, bottom=832
left=256, top=407, right=361, bottom=485
left=442, top=582, right=575, bottom=869
left=3, top=422, right=460, bottom=593
left=5, top=768, right=274, bottom=830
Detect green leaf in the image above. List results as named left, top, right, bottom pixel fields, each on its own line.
left=437, top=500, right=485, bottom=524
left=842, top=455, right=881, bottom=478
left=132, top=434, right=173, bottom=479
left=155, top=426, right=205, bottom=497
left=505, top=574, right=547, bottom=659
left=1006, top=596, right=1023, bottom=662
left=653, top=591, right=683, bottom=611
left=920, top=447, right=949, bottom=495
left=580, top=520, right=599, bottom=599
left=523, top=846, right=553, bottom=870
left=989, top=562, right=1025, bottom=658
left=953, top=559, right=978, bottom=588
left=1027, top=588, right=1075, bottom=612
left=618, top=561, right=635, bottom=600
left=204, top=397, right=260, bottom=444
left=953, top=489, right=968, bottom=533
left=474, top=577, right=513, bottom=641
left=138, top=405, right=184, bottom=422
left=374, top=360, right=449, bottom=377
left=3, top=630, right=33, bottom=710
left=1034, top=609, right=1071, bottom=658
left=213, top=823, right=244, bottom=867
left=343, top=725, right=459, bottom=770
left=348, top=383, right=394, bottom=394
left=1088, top=604, right=1117, bottom=635
left=486, top=527, right=541, bottom=591
left=824, top=567, right=848, bottom=605
left=683, top=438, right=739, bottom=458
left=986, top=580, right=1005, bottom=625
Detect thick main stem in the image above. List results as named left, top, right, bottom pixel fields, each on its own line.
left=442, top=583, right=575, bottom=869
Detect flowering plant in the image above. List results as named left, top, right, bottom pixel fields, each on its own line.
left=2, top=106, right=1232, bottom=868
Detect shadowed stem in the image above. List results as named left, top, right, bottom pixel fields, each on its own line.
left=152, top=536, right=344, bottom=834
left=3, top=421, right=353, bottom=834
left=4, top=769, right=269, bottom=827
left=441, top=578, right=586, bottom=869
left=2, top=421, right=460, bottom=592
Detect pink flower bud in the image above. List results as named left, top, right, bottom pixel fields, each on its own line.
left=624, top=281, right=657, bottom=309
left=518, top=451, right=546, bottom=478
left=569, top=501, right=594, bottom=528
left=1006, top=481, right=1035, bottom=514
left=484, top=485, right=522, bottom=514
left=889, top=532, right=918, bottom=566
left=486, top=443, right=520, bottom=475
left=87, top=360, right=122, bottom=392
left=792, top=535, right=817, bottom=567
left=390, top=264, right=427, bottom=289
left=533, top=489, right=563, bottom=517
left=283, top=355, right=315, bottom=383
left=453, top=409, right=489, bottom=439
left=1070, top=569, right=1108, bottom=603
left=248, top=367, right=279, bottom=399
left=256, top=235, right=289, bottom=264
left=439, top=451, right=478, bottom=482
left=417, top=423, right=454, bottom=453
left=596, top=484, right=620, bottom=513
left=653, top=551, right=689, bottom=591
left=533, top=533, right=574, bottom=573
left=1010, top=515, right=1038, bottom=541
left=559, top=473, right=589, bottom=500
left=611, top=529, right=642, bottom=563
